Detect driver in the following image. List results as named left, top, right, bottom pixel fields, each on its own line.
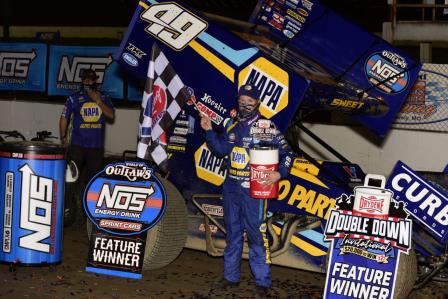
left=200, top=84, right=294, bottom=298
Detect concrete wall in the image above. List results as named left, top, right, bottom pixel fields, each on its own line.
left=0, top=99, right=140, bottom=156
left=0, top=100, right=446, bottom=175
left=298, top=123, right=447, bottom=176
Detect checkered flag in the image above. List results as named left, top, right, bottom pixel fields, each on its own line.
left=137, top=43, right=190, bottom=173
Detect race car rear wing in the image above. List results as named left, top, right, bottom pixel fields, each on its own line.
left=248, top=0, right=422, bottom=136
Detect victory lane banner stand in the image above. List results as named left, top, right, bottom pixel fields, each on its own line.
left=323, top=174, right=412, bottom=299
left=83, top=162, right=166, bottom=279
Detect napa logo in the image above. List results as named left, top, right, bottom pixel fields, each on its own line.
left=81, top=102, right=102, bottom=122
left=230, top=147, right=249, bottom=169
left=238, top=57, right=289, bottom=118
left=194, top=143, right=226, bottom=186
left=122, top=53, right=138, bottom=67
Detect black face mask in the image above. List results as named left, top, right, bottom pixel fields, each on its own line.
left=82, top=83, right=97, bottom=93
left=238, top=102, right=260, bottom=119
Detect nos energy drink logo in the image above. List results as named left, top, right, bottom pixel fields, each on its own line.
left=19, top=164, right=54, bottom=253
left=56, top=55, right=112, bottom=90
left=0, top=50, right=36, bottom=84
left=365, top=51, right=409, bottom=94
left=239, top=57, right=289, bottom=118
left=84, top=162, right=166, bottom=236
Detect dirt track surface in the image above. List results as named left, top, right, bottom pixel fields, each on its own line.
left=0, top=226, right=446, bottom=299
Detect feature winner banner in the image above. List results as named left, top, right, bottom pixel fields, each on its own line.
left=83, top=162, right=166, bottom=279
left=394, top=64, right=448, bottom=132
left=0, top=43, right=47, bottom=92
left=48, top=45, right=124, bottom=98
left=323, top=175, right=412, bottom=299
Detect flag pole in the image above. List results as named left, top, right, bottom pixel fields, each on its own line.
left=190, top=99, right=208, bottom=119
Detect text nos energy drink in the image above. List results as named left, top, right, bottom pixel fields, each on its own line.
left=0, top=142, right=66, bottom=264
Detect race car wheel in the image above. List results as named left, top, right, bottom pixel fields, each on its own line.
left=142, top=176, right=188, bottom=270
left=87, top=175, right=187, bottom=270
left=393, top=249, right=417, bottom=299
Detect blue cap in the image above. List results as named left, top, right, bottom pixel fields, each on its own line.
left=237, top=84, right=261, bottom=100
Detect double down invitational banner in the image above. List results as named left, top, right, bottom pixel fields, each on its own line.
left=84, top=162, right=166, bottom=279
left=394, top=64, right=448, bottom=132
left=323, top=175, right=412, bottom=299
left=48, top=45, right=124, bottom=98
left=0, top=43, right=47, bottom=92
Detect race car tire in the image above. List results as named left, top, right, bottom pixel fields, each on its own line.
left=393, top=249, right=417, bottom=299
left=142, top=176, right=188, bottom=270
left=87, top=176, right=187, bottom=270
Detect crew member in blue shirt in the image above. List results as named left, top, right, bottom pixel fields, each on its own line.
left=59, top=69, right=114, bottom=224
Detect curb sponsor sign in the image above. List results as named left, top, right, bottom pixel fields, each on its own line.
left=323, top=175, right=412, bottom=299
left=83, top=161, right=166, bottom=279
left=386, top=161, right=448, bottom=243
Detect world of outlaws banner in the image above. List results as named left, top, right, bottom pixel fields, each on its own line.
left=83, top=161, right=166, bottom=279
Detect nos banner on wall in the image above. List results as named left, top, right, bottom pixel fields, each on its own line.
left=394, top=63, right=448, bottom=132
left=48, top=45, right=124, bottom=98
left=0, top=43, right=47, bottom=92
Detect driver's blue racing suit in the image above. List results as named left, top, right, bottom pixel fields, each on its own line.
left=204, top=112, right=294, bottom=287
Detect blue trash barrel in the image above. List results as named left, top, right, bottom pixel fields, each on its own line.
left=0, top=141, right=66, bottom=265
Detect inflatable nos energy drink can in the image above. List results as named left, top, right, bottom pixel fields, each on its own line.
left=0, top=142, right=66, bottom=264
left=249, top=146, right=279, bottom=199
